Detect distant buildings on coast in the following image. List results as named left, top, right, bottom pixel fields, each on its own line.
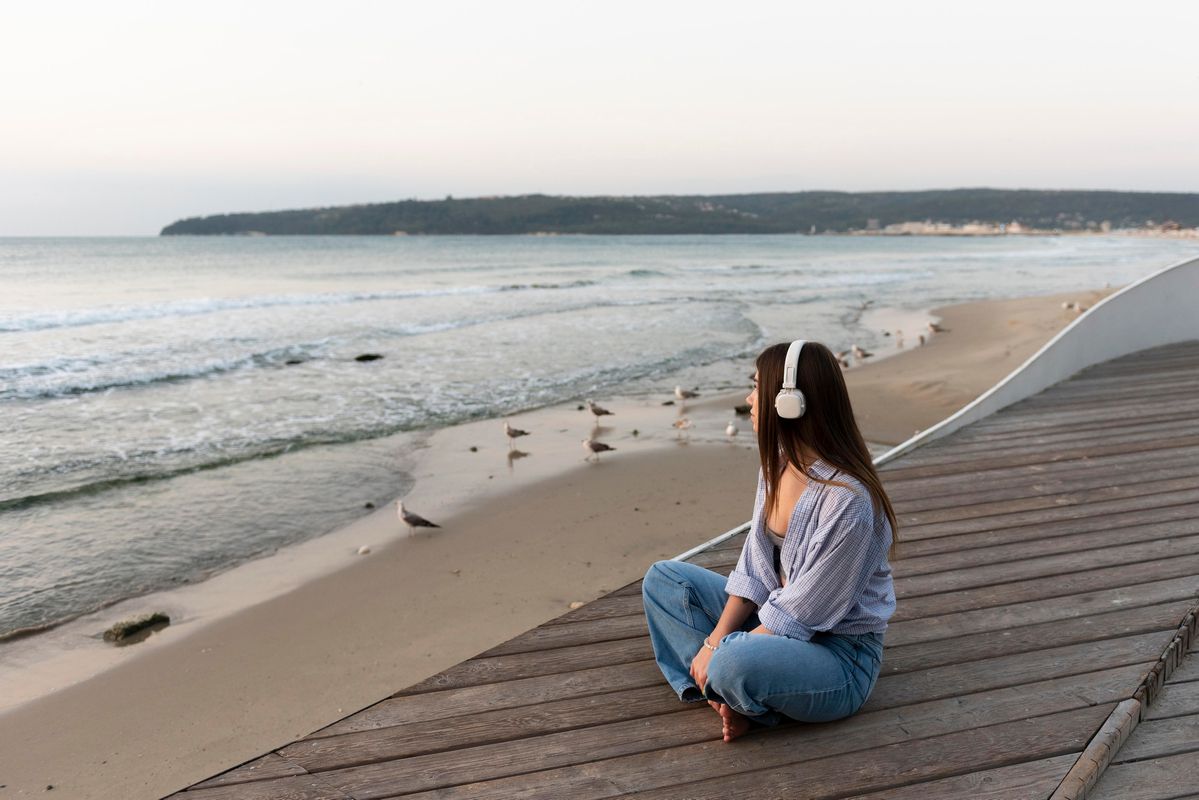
left=853, top=218, right=1199, bottom=238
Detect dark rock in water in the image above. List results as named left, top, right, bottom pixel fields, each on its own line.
left=284, top=358, right=304, bottom=365
left=576, top=404, right=585, bottom=411
left=104, top=612, right=170, bottom=645
left=364, top=502, right=375, bottom=509
left=469, top=446, right=478, bottom=452
left=661, top=400, right=675, bottom=406
left=355, top=353, right=384, bottom=362
left=734, top=404, right=751, bottom=416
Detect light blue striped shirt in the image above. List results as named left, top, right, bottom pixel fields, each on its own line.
left=725, top=460, right=895, bottom=641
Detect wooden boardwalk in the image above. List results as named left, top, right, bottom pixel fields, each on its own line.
left=171, top=340, right=1199, bottom=800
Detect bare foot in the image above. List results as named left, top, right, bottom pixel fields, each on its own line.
left=717, top=703, right=751, bottom=742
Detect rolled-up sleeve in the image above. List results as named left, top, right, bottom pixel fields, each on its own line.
left=758, top=488, right=884, bottom=641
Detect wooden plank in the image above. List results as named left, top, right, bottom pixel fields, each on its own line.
left=899, top=477, right=1199, bottom=528
left=615, top=705, right=1116, bottom=800
left=1111, top=714, right=1199, bottom=762
left=878, top=434, right=1199, bottom=482
left=281, top=685, right=691, bottom=771
left=890, top=455, right=1199, bottom=513
left=954, top=408, right=1199, bottom=448
left=1171, top=654, right=1199, bottom=684
left=893, top=535, right=1199, bottom=600
left=865, top=631, right=1167, bottom=712
left=477, top=613, right=647, bottom=658
left=896, top=518, right=1199, bottom=579
left=393, top=635, right=654, bottom=694
left=1145, top=682, right=1199, bottom=720
left=1092, top=751, right=1199, bottom=800
left=839, top=754, right=1080, bottom=800
left=893, top=554, right=1199, bottom=622
left=890, top=414, right=1199, bottom=465
left=885, top=441, right=1199, bottom=486
left=893, top=502, right=1199, bottom=559
left=303, top=708, right=719, bottom=799
left=886, top=456, right=1199, bottom=515
left=902, top=417, right=1199, bottom=465
left=898, top=488, right=1199, bottom=542
left=886, top=575, right=1199, bottom=647
left=1015, top=375, right=1199, bottom=407
left=171, top=774, right=351, bottom=800
left=316, top=660, right=665, bottom=737
left=188, top=753, right=308, bottom=789
left=340, top=678, right=1127, bottom=800
left=882, top=601, right=1196, bottom=676
left=540, top=593, right=645, bottom=626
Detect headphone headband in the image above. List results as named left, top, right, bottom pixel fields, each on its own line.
left=782, top=340, right=806, bottom=389
left=775, top=339, right=808, bottom=419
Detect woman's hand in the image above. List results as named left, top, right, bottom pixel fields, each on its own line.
left=690, top=641, right=715, bottom=692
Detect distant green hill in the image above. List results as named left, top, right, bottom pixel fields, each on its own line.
left=160, top=189, right=1199, bottom=236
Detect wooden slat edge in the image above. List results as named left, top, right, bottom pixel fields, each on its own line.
left=1133, top=606, right=1199, bottom=710
left=1047, top=698, right=1141, bottom=800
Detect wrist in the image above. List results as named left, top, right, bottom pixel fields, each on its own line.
left=702, top=636, right=720, bottom=652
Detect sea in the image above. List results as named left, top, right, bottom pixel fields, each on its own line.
left=1, top=234, right=1195, bottom=642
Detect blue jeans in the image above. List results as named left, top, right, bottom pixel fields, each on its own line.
left=641, top=559, right=883, bottom=726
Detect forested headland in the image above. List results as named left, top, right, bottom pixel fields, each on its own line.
left=160, top=189, right=1199, bottom=236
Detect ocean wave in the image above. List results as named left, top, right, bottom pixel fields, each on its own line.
left=0, top=298, right=692, bottom=402
left=0, top=280, right=596, bottom=333
left=0, top=342, right=328, bottom=401
left=499, top=279, right=596, bottom=291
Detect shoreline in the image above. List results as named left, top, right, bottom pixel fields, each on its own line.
left=0, top=287, right=1111, bottom=799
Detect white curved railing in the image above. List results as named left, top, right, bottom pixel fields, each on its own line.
left=676, top=252, right=1199, bottom=559
left=875, top=253, right=1199, bottom=466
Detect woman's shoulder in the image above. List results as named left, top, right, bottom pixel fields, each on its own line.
left=812, top=463, right=874, bottom=514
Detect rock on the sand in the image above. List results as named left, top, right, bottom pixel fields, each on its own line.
left=103, top=612, right=170, bottom=643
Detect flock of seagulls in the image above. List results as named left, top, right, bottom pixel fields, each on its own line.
left=383, top=308, right=958, bottom=546
left=834, top=318, right=948, bottom=369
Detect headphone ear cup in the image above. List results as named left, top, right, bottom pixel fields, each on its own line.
left=775, top=390, right=804, bottom=419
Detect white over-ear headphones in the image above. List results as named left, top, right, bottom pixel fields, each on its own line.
left=774, top=340, right=807, bottom=419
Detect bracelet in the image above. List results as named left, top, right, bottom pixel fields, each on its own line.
left=702, top=636, right=719, bottom=652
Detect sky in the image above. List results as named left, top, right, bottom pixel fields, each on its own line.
left=1, top=0, right=1197, bottom=235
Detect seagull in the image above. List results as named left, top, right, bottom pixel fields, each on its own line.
left=582, top=438, right=615, bottom=461
left=674, top=386, right=700, bottom=401
left=896, top=330, right=905, bottom=349
left=586, top=399, right=614, bottom=422
left=852, top=344, right=873, bottom=360
left=396, top=501, right=441, bottom=533
left=1075, top=304, right=1087, bottom=314
left=503, top=420, right=530, bottom=448
left=918, top=334, right=926, bottom=346
left=837, top=355, right=850, bottom=369
left=673, top=418, right=693, bottom=438
left=927, top=321, right=945, bottom=334
left=1061, top=301, right=1075, bottom=310
left=725, top=421, right=738, bottom=437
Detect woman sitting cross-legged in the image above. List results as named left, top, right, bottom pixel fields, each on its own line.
left=642, top=339, right=897, bottom=742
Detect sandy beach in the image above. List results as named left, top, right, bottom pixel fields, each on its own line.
left=0, top=287, right=1111, bottom=799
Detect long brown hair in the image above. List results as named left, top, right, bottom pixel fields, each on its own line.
left=755, top=341, right=899, bottom=552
